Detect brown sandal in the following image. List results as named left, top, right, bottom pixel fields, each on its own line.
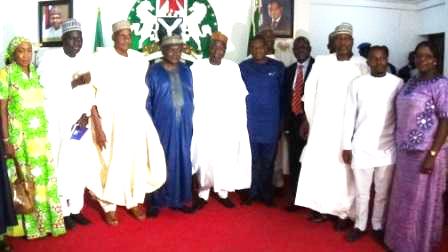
left=104, top=211, right=119, bottom=226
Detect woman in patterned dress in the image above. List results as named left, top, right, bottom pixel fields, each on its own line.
left=385, top=41, right=448, bottom=252
left=0, top=37, right=65, bottom=239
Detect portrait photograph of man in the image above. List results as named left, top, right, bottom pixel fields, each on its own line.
left=39, top=1, right=72, bottom=45
left=261, top=0, right=293, bottom=37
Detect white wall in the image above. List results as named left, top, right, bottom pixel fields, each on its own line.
left=416, top=0, right=448, bottom=73
left=309, top=0, right=422, bottom=69
left=0, top=0, right=446, bottom=73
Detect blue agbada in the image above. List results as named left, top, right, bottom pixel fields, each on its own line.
left=239, top=58, right=285, bottom=143
left=145, top=62, right=194, bottom=208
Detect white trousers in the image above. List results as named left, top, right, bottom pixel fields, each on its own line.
left=57, top=138, right=91, bottom=217
left=198, top=188, right=228, bottom=201
left=352, top=165, right=393, bottom=231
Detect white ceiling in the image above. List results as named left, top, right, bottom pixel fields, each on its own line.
left=370, top=0, right=427, bottom=3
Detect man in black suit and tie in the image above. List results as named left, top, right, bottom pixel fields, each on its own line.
left=283, top=36, right=314, bottom=211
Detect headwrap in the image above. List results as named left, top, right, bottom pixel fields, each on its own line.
left=62, top=18, right=82, bottom=35
left=160, top=35, right=184, bottom=47
left=112, top=20, right=131, bottom=33
left=333, top=22, right=353, bottom=37
left=211, top=32, right=228, bottom=45
left=4, top=36, right=31, bottom=63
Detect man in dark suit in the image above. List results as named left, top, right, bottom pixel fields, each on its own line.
left=262, top=0, right=291, bottom=35
left=283, top=36, right=314, bottom=211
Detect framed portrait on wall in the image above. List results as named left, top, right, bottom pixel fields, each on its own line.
left=261, top=0, right=294, bottom=38
left=38, top=0, right=73, bottom=47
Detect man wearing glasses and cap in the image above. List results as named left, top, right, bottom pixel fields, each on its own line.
left=294, top=23, right=368, bottom=229
left=88, top=20, right=167, bottom=226
left=145, top=34, right=195, bottom=217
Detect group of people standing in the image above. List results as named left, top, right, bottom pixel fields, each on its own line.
left=286, top=22, right=448, bottom=252
left=0, top=17, right=446, bottom=252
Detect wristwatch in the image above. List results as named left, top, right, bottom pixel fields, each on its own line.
left=429, top=150, right=437, bottom=157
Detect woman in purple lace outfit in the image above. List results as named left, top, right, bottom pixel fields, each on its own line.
left=385, top=41, right=448, bottom=252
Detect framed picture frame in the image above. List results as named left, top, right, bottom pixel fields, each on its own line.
left=260, top=0, right=294, bottom=38
left=38, top=0, right=73, bottom=47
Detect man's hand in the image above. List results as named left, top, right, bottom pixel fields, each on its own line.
left=71, top=72, right=91, bottom=89
left=94, top=127, right=107, bottom=151
left=421, top=152, right=435, bottom=175
left=90, top=111, right=106, bottom=150
left=299, top=119, right=309, bottom=139
left=76, top=113, right=89, bottom=128
left=342, top=150, right=352, bottom=165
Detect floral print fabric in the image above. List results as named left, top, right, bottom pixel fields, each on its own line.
left=0, top=63, right=65, bottom=239
left=396, top=76, right=448, bottom=151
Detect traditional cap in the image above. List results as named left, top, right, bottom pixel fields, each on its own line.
left=211, top=32, right=228, bottom=44
left=62, top=19, right=81, bottom=35
left=160, top=35, right=183, bottom=47
left=357, top=42, right=371, bottom=50
left=333, top=22, right=353, bottom=36
left=112, top=20, right=131, bottom=33
left=4, top=36, right=31, bottom=64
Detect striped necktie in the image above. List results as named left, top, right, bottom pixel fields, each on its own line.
left=291, top=64, right=304, bottom=116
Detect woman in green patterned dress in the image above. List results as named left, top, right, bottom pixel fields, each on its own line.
left=0, top=37, right=65, bottom=239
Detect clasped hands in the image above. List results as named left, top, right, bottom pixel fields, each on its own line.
left=71, top=72, right=91, bottom=89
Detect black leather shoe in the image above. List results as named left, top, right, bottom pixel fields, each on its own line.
left=70, top=213, right=91, bottom=225
left=285, top=204, right=300, bottom=212
left=177, top=205, right=196, bottom=214
left=334, top=218, right=352, bottom=231
left=147, top=207, right=160, bottom=218
left=193, top=198, right=207, bottom=210
left=241, top=197, right=253, bottom=205
left=345, top=228, right=365, bottom=242
left=0, top=240, right=12, bottom=252
left=372, top=229, right=385, bottom=243
left=263, top=198, right=275, bottom=207
left=64, top=216, right=76, bottom=230
left=309, top=212, right=329, bottom=223
left=217, top=197, right=235, bottom=208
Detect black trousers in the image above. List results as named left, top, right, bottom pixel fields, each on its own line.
left=286, top=114, right=307, bottom=205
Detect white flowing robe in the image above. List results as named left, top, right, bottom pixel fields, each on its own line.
left=190, top=59, right=251, bottom=192
left=88, top=48, right=166, bottom=207
left=295, top=53, right=368, bottom=219
left=39, top=48, right=100, bottom=215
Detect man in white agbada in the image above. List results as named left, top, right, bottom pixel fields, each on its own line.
left=190, top=32, right=251, bottom=209
left=295, top=23, right=368, bottom=228
left=341, top=46, right=403, bottom=242
left=39, top=19, right=97, bottom=229
left=88, top=20, right=166, bottom=225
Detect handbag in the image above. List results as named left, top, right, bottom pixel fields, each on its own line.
left=10, top=157, right=35, bottom=214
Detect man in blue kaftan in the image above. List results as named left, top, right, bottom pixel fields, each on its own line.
left=145, top=35, right=194, bottom=217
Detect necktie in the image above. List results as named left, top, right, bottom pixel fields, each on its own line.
left=272, top=21, right=278, bottom=29
left=291, top=65, right=304, bottom=116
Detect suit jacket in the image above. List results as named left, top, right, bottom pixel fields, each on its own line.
left=283, top=57, right=314, bottom=130
left=262, top=15, right=290, bottom=34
